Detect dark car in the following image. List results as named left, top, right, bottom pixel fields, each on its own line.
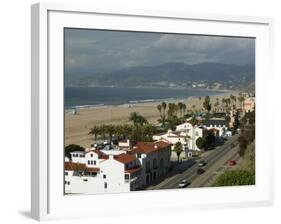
left=197, top=168, right=205, bottom=175
left=198, top=160, right=207, bottom=167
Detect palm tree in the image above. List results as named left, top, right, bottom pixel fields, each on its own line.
left=99, top=125, right=107, bottom=141
left=238, top=96, right=245, bottom=108
left=106, top=124, right=115, bottom=143
left=182, top=104, right=187, bottom=116
left=192, top=104, right=196, bottom=111
left=157, top=104, right=162, bottom=117
left=174, top=142, right=183, bottom=162
left=177, top=102, right=184, bottom=118
left=89, top=125, right=100, bottom=142
left=129, top=112, right=139, bottom=126
left=129, top=112, right=147, bottom=126
left=161, top=102, right=167, bottom=117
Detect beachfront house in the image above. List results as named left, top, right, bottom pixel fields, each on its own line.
left=65, top=150, right=142, bottom=194
left=175, top=122, right=204, bottom=151
left=65, top=140, right=172, bottom=193
left=129, top=141, right=172, bottom=187
left=152, top=122, right=205, bottom=160
left=203, top=118, right=228, bottom=137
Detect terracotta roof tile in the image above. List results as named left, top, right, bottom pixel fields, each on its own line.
left=93, top=149, right=109, bottom=160
left=114, top=153, right=136, bottom=164
left=125, top=165, right=141, bottom=174
left=64, top=162, right=86, bottom=171
left=131, top=141, right=172, bottom=154
left=85, top=167, right=100, bottom=173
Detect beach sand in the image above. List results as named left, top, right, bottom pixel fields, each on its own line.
left=65, top=92, right=235, bottom=148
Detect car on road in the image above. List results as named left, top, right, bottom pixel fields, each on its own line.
left=178, top=179, right=190, bottom=188
left=198, top=160, right=207, bottom=167
left=228, top=160, right=237, bottom=166
left=197, top=168, right=205, bottom=175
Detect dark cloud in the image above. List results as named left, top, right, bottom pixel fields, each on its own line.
left=65, top=28, right=255, bottom=75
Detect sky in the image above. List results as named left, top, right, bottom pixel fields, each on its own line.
left=65, top=28, right=255, bottom=75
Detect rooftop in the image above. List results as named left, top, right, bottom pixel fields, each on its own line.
left=131, top=141, right=172, bottom=154
left=125, top=165, right=142, bottom=174
left=64, top=162, right=86, bottom=171
left=204, top=118, right=228, bottom=127
left=114, top=153, right=137, bottom=164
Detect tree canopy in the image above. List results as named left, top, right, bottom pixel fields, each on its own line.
left=65, top=144, right=85, bottom=159
left=212, top=170, right=255, bottom=186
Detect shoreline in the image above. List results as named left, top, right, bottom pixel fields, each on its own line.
left=65, top=90, right=232, bottom=111
left=65, top=92, right=237, bottom=148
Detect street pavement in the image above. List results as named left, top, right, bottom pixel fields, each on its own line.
left=146, top=134, right=240, bottom=190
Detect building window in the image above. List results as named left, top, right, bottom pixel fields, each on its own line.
left=103, top=174, right=106, bottom=179
left=153, top=158, right=157, bottom=169
left=137, top=154, right=141, bottom=158
left=79, top=154, right=83, bottom=157
left=83, top=179, right=88, bottom=182
left=94, top=161, right=96, bottom=165
left=125, top=174, right=130, bottom=182
left=195, top=131, right=199, bottom=136
left=90, top=160, right=93, bottom=165
left=91, top=154, right=93, bottom=157
left=65, top=171, right=68, bottom=176
left=104, top=182, right=107, bottom=189
left=87, top=160, right=90, bottom=165
left=145, top=161, right=151, bottom=173
left=160, top=158, right=163, bottom=167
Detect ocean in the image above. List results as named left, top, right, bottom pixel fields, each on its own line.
left=64, top=86, right=226, bottom=109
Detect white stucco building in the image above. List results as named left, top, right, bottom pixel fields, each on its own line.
left=129, top=141, right=172, bottom=187
left=153, top=122, right=204, bottom=153
left=65, top=141, right=172, bottom=194
left=203, top=118, right=228, bottom=137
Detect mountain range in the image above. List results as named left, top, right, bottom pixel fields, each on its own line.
left=65, top=62, right=255, bottom=90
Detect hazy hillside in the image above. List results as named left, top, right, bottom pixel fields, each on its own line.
left=65, top=62, right=255, bottom=89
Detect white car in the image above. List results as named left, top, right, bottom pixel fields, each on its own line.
left=178, top=179, right=190, bottom=188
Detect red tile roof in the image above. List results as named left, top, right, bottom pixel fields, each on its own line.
left=64, top=162, right=86, bottom=171
left=85, top=167, right=100, bottom=173
left=125, top=165, right=141, bottom=174
left=93, top=150, right=109, bottom=160
left=131, top=141, right=172, bottom=154
left=114, top=153, right=137, bottom=164
left=65, top=162, right=100, bottom=173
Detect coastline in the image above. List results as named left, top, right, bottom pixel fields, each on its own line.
left=65, top=88, right=231, bottom=111
left=65, top=91, right=235, bottom=148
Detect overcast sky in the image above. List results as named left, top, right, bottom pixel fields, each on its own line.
left=65, top=28, right=255, bottom=75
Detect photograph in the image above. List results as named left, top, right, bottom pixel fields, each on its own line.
left=64, top=28, right=256, bottom=195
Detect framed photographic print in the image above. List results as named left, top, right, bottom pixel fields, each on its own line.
left=31, top=2, right=274, bottom=221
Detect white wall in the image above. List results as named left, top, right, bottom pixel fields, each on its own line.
left=0, top=0, right=280, bottom=224
left=100, top=157, right=130, bottom=192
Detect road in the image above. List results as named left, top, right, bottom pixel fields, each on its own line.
left=146, top=134, right=240, bottom=190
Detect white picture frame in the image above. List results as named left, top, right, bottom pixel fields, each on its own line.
left=31, top=2, right=274, bottom=221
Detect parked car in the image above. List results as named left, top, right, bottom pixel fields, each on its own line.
left=198, top=160, right=207, bottom=167
left=228, top=160, right=237, bottom=166
left=178, top=179, right=190, bottom=188
left=197, top=168, right=205, bottom=175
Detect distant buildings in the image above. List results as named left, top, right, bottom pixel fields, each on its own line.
left=243, top=97, right=255, bottom=113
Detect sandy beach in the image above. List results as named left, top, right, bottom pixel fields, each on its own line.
left=65, top=92, right=236, bottom=148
